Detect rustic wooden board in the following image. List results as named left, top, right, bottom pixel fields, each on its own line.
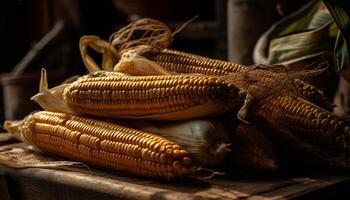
left=0, top=133, right=349, bottom=200
left=2, top=164, right=349, bottom=200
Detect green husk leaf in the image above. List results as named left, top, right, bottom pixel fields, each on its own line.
left=323, top=0, right=350, bottom=81
left=268, top=21, right=336, bottom=64
left=268, top=2, right=338, bottom=64
left=276, top=1, right=321, bottom=37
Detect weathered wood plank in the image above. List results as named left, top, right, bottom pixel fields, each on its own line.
left=246, top=176, right=350, bottom=200
left=0, top=142, right=349, bottom=200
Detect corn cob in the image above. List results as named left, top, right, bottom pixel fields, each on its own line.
left=216, top=69, right=349, bottom=151
left=116, top=49, right=246, bottom=76
left=260, top=122, right=350, bottom=172
left=147, top=49, right=247, bottom=76
left=216, top=70, right=350, bottom=151
left=4, top=111, right=195, bottom=180
left=126, top=49, right=330, bottom=109
left=230, top=124, right=278, bottom=171
left=255, top=96, right=350, bottom=150
left=60, top=71, right=245, bottom=120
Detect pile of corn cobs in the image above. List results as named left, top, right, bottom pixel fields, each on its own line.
left=5, top=19, right=350, bottom=180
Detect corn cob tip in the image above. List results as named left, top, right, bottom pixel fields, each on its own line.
left=4, top=120, right=23, bottom=140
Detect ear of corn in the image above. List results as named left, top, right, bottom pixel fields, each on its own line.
left=259, top=122, right=350, bottom=172
left=148, top=49, right=247, bottom=76
left=127, top=119, right=231, bottom=166
left=33, top=69, right=251, bottom=123
left=132, top=49, right=330, bottom=109
left=256, top=96, right=350, bottom=150
left=58, top=71, right=244, bottom=121
left=114, top=49, right=245, bottom=76
left=4, top=111, right=195, bottom=180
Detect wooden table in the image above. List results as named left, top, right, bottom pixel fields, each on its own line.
left=0, top=133, right=349, bottom=200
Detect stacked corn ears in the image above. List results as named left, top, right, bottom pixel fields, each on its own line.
left=5, top=18, right=350, bottom=180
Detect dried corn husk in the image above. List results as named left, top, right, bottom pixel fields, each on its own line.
left=79, top=35, right=118, bottom=73
left=128, top=119, right=231, bottom=167
left=111, top=18, right=173, bottom=54
left=31, top=69, right=75, bottom=115
left=113, top=46, right=172, bottom=76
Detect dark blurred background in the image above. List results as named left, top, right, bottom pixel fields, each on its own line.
left=0, top=0, right=309, bottom=124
